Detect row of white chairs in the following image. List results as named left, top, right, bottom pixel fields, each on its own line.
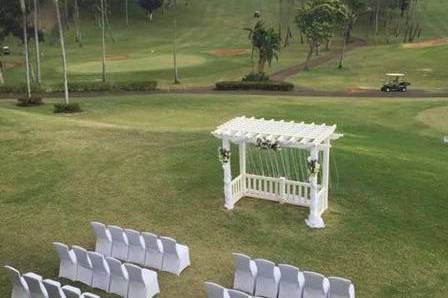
left=90, top=222, right=191, bottom=275
left=53, top=242, right=159, bottom=298
left=4, top=265, right=100, bottom=298
left=230, top=253, right=355, bottom=298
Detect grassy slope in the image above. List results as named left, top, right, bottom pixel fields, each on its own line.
left=288, top=0, right=448, bottom=92
left=1, top=95, right=448, bottom=297
left=1, top=0, right=307, bottom=89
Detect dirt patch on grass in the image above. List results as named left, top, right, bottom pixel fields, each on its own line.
left=416, top=106, right=448, bottom=133
left=402, top=38, right=448, bottom=49
left=347, top=87, right=370, bottom=94
left=3, top=61, right=23, bottom=70
left=208, top=49, right=249, bottom=57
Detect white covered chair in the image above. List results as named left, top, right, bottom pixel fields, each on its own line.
left=90, top=222, right=113, bottom=257
left=125, top=228, right=146, bottom=265
left=328, top=277, right=355, bottom=298
left=227, top=288, right=251, bottom=298
left=72, top=245, right=93, bottom=286
left=53, top=242, right=78, bottom=281
left=160, top=236, right=191, bottom=275
left=142, top=232, right=164, bottom=270
left=4, top=265, right=30, bottom=298
left=22, top=273, right=49, bottom=298
left=106, top=257, right=129, bottom=297
left=278, top=264, right=304, bottom=298
left=254, top=259, right=280, bottom=298
left=303, top=271, right=329, bottom=298
left=232, top=253, right=257, bottom=294
left=43, top=279, right=65, bottom=298
left=80, top=293, right=101, bottom=298
left=124, top=263, right=160, bottom=298
left=61, top=285, right=81, bottom=298
left=204, top=282, right=230, bottom=298
left=109, top=225, right=129, bottom=261
left=88, top=251, right=111, bottom=291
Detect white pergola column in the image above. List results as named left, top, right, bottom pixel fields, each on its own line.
left=222, top=138, right=234, bottom=210
left=239, top=142, right=246, bottom=193
left=305, top=146, right=325, bottom=228
left=322, top=139, right=331, bottom=209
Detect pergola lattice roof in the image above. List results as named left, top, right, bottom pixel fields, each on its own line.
left=212, top=116, right=342, bottom=148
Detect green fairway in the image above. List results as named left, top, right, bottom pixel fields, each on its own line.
left=1, top=94, right=447, bottom=297
left=287, top=44, right=448, bottom=92
left=2, top=0, right=447, bottom=91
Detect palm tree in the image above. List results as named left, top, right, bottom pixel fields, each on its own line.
left=53, top=0, right=70, bottom=104
left=245, top=21, right=281, bottom=74
left=19, top=0, right=32, bottom=99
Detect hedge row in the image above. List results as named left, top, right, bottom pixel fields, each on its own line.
left=0, top=81, right=158, bottom=94
left=215, top=81, right=294, bottom=91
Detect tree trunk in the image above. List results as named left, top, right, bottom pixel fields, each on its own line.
left=0, top=61, right=5, bottom=85
left=33, top=0, right=41, bottom=84
left=20, top=0, right=32, bottom=99
left=304, top=42, right=314, bottom=70
left=173, top=0, right=180, bottom=84
left=338, top=27, right=348, bottom=69
left=257, top=57, right=266, bottom=74
left=125, top=0, right=129, bottom=26
left=374, top=0, right=380, bottom=36
left=101, top=0, right=106, bottom=82
left=54, top=0, right=70, bottom=104
left=64, top=0, right=69, bottom=27
left=74, top=0, right=82, bottom=46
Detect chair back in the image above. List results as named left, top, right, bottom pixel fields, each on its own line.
left=109, top=225, right=128, bottom=244
left=43, top=279, right=65, bottom=298
left=142, top=232, right=160, bottom=250
left=279, top=264, right=300, bottom=282
left=160, top=236, right=177, bottom=255
left=90, top=222, right=111, bottom=240
left=23, top=273, right=48, bottom=297
left=328, top=277, right=354, bottom=298
left=233, top=253, right=251, bottom=273
left=125, top=229, right=144, bottom=247
left=228, top=289, right=250, bottom=298
left=89, top=251, right=110, bottom=274
left=303, top=271, right=327, bottom=298
left=124, top=263, right=143, bottom=283
left=4, top=265, right=28, bottom=290
left=255, top=259, right=275, bottom=278
left=72, top=246, right=92, bottom=268
left=106, top=257, right=128, bottom=279
left=53, top=242, right=75, bottom=263
left=204, top=281, right=228, bottom=298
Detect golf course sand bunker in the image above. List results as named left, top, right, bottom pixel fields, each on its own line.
left=69, top=54, right=206, bottom=73
left=416, top=106, right=448, bottom=133
left=402, top=38, right=448, bottom=49
left=208, top=49, right=249, bottom=57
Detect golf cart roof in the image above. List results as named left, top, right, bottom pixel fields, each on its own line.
left=386, top=73, right=405, bottom=77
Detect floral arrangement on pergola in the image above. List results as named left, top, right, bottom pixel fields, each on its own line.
left=212, top=116, right=343, bottom=229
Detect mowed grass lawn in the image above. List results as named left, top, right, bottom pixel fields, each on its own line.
left=1, top=94, right=448, bottom=297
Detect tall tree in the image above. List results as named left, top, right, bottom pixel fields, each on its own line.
left=33, top=0, right=42, bottom=84
left=138, top=0, right=163, bottom=22
left=125, top=0, right=129, bottom=26
left=100, top=0, right=107, bottom=82
left=245, top=21, right=281, bottom=74
left=343, top=0, right=367, bottom=42
left=296, top=0, right=348, bottom=70
left=73, top=0, right=82, bottom=46
left=53, top=0, right=70, bottom=104
left=173, top=0, right=180, bottom=84
left=19, top=0, right=32, bottom=99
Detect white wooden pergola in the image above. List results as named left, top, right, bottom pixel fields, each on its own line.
left=212, top=116, right=343, bottom=228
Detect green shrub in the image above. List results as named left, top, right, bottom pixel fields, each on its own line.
left=114, top=81, right=158, bottom=91
left=215, top=80, right=294, bottom=91
left=66, top=81, right=113, bottom=92
left=17, top=95, right=44, bottom=107
left=53, top=103, right=82, bottom=114
left=0, top=84, right=46, bottom=94
left=242, top=72, right=270, bottom=82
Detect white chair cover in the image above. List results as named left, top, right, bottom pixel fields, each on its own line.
left=328, top=277, right=355, bottom=298
left=142, top=232, right=164, bottom=270
left=204, top=282, right=230, bottom=298
left=72, top=245, right=93, bottom=286
left=23, top=273, right=49, bottom=298
left=90, top=222, right=112, bottom=257
left=43, top=279, right=65, bottom=298
left=124, top=263, right=160, bottom=298
left=4, top=265, right=30, bottom=298
left=227, top=288, right=251, bottom=298
left=160, top=236, right=191, bottom=275
left=106, top=257, right=129, bottom=297
left=61, top=285, right=81, bottom=298
left=80, top=293, right=101, bottom=298
left=254, top=259, right=281, bottom=298
left=232, top=253, right=257, bottom=294
left=53, top=242, right=77, bottom=281
left=109, top=225, right=129, bottom=261
left=278, top=264, right=304, bottom=298
left=88, top=251, right=111, bottom=291
left=303, top=271, right=329, bottom=298
left=125, top=229, right=146, bottom=265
